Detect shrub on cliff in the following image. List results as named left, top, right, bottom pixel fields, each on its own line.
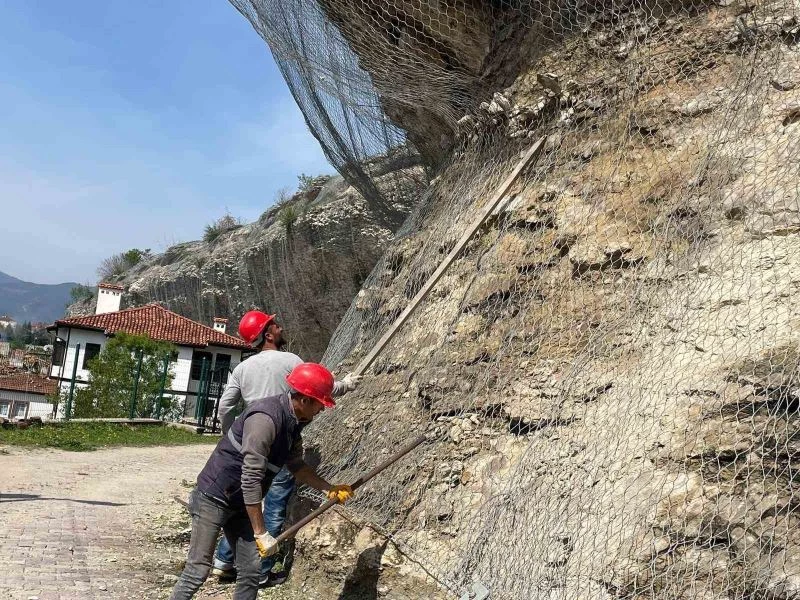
left=97, top=248, right=151, bottom=280
left=203, top=213, right=242, bottom=243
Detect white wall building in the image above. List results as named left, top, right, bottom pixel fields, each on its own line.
left=0, top=373, right=56, bottom=420
left=0, top=315, right=17, bottom=329
left=48, top=287, right=250, bottom=426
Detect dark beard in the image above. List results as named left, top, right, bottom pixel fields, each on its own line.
left=275, top=337, right=287, bottom=350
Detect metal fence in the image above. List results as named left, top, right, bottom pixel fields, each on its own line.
left=179, top=359, right=232, bottom=433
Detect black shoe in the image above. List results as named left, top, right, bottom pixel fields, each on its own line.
left=214, top=568, right=237, bottom=583
left=258, top=571, right=288, bottom=589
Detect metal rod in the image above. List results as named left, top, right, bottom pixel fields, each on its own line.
left=353, top=138, right=545, bottom=376
left=195, top=357, right=209, bottom=423
left=210, top=367, right=225, bottom=434
left=129, top=348, right=144, bottom=420
left=275, top=433, right=428, bottom=543
left=65, top=343, right=80, bottom=420
left=55, top=327, right=72, bottom=419
left=156, top=355, right=169, bottom=419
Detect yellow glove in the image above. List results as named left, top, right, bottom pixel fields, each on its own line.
left=255, top=531, right=278, bottom=558
left=327, top=484, right=354, bottom=504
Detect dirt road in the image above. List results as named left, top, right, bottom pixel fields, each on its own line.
left=0, top=444, right=214, bottom=600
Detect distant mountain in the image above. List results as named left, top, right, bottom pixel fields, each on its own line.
left=0, top=271, right=79, bottom=324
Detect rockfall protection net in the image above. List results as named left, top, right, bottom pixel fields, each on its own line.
left=235, top=0, right=800, bottom=598
left=229, top=0, right=432, bottom=211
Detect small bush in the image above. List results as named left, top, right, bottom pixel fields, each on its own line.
left=275, top=187, right=293, bottom=208
left=260, top=187, right=295, bottom=223
left=97, top=248, right=151, bottom=280
left=297, top=173, right=316, bottom=192
left=278, top=205, right=299, bottom=234
left=97, top=254, right=128, bottom=279
left=204, top=213, right=242, bottom=243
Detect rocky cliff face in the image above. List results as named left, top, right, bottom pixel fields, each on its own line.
left=315, top=0, right=499, bottom=167
left=259, top=0, right=800, bottom=598
left=67, top=167, right=425, bottom=360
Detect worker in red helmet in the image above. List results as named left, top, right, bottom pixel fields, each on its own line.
left=170, top=362, right=353, bottom=600
left=212, top=310, right=360, bottom=587
left=218, top=310, right=359, bottom=434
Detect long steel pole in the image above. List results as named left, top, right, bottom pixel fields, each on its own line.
left=353, top=138, right=545, bottom=376
left=65, top=343, right=80, bottom=420
left=275, top=433, right=427, bottom=543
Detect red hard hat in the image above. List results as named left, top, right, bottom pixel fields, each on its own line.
left=286, top=363, right=336, bottom=408
left=238, top=310, right=276, bottom=346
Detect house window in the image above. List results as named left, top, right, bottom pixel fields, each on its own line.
left=12, top=402, right=28, bottom=419
left=0, top=402, right=9, bottom=418
left=190, top=351, right=213, bottom=380
left=214, top=354, right=232, bottom=385
left=83, top=343, right=102, bottom=369
left=52, top=339, right=66, bottom=367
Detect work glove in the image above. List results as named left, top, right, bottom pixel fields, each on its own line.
left=342, top=373, right=362, bottom=391
left=255, top=531, right=279, bottom=558
left=327, top=484, right=354, bottom=504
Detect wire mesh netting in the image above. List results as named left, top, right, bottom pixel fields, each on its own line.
left=231, top=0, right=800, bottom=598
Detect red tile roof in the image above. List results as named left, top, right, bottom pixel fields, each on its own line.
left=98, top=282, right=125, bottom=291
left=52, top=304, right=250, bottom=350
left=0, top=373, right=57, bottom=396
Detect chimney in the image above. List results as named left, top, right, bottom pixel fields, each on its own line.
left=213, top=317, right=228, bottom=334
left=96, top=283, right=124, bottom=315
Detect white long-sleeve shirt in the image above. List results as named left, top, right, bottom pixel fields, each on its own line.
left=218, top=350, right=346, bottom=433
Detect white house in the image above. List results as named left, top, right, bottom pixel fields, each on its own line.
left=48, top=284, right=251, bottom=426
left=0, top=373, right=56, bottom=420
left=0, top=315, right=16, bottom=329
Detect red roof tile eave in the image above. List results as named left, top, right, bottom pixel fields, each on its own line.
left=0, top=386, right=51, bottom=396
left=0, top=375, right=57, bottom=396
left=49, top=308, right=250, bottom=351
left=50, top=321, right=104, bottom=333
left=51, top=322, right=249, bottom=350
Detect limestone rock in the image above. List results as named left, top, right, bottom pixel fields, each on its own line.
left=676, top=93, right=723, bottom=117
left=66, top=168, right=422, bottom=360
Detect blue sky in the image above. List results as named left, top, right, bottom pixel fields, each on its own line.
left=0, top=0, right=333, bottom=284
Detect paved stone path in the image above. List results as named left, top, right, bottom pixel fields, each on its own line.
left=0, top=444, right=212, bottom=600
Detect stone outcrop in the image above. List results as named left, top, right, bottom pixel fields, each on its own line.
left=315, top=0, right=499, bottom=167
left=267, top=0, right=800, bottom=597
left=67, top=166, right=425, bottom=360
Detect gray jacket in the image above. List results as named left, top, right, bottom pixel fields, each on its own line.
left=217, top=349, right=346, bottom=433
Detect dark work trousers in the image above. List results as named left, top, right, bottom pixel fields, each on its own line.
left=214, top=466, right=296, bottom=576
left=169, top=490, right=261, bottom=600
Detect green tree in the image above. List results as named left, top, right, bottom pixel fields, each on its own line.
left=97, top=248, right=151, bottom=280
left=122, top=248, right=150, bottom=266
left=15, top=322, right=33, bottom=345
left=297, top=173, right=316, bottom=192
left=29, top=327, right=50, bottom=346
left=69, top=284, right=94, bottom=304
left=73, top=332, right=176, bottom=419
